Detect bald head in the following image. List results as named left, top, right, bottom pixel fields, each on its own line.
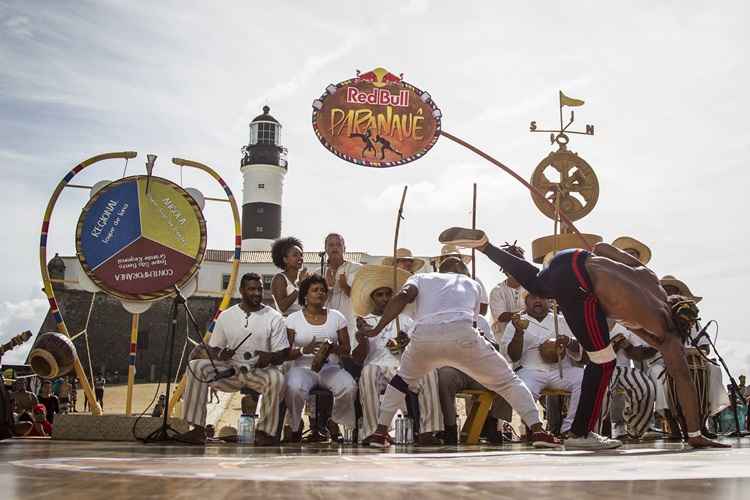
left=439, top=256, right=469, bottom=275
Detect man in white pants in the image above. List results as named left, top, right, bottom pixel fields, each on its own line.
left=351, top=265, right=443, bottom=445
left=179, top=273, right=288, bottom=445
left=358, top=257, right=561, bottom=448
left=501, top=292, right=584, bottom=436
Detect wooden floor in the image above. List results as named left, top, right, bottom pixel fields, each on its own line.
left=2, top=437, right=749, bottom=499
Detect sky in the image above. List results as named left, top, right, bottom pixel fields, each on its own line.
left=1, top=1, right=749, bottom=374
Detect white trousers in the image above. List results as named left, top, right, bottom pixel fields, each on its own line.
left=285, top=364, right=357, bottom=431
left=359, top=364, right=443, bottom=440
left=183, top=359, right=284, bottom=435
left=708, top=362, right=731, bottom=416
left=377, top=320, right=541, bottom=428
left=600, top=366, right=656, bottom=437
left=516, top=366, right=584, bottom=433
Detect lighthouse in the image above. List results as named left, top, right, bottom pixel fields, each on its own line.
left=240, top=106, right=288, bottom=251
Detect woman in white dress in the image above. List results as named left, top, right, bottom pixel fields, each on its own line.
left=270, top=236, right=308, bottom=317
left=285, top=274, right=357, bottom=441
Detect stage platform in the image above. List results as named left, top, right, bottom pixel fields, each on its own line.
left=2, top=437, right=749, bottom=500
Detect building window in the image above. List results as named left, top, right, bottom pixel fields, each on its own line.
left=221, top=274, right=231, bottom=290
left=262, top=275, right=273, bottom=290
left=137, top=330, right=149, bottom=350
left=257, top=183, right=265, bottom=189
left=256, top=207, right=264, bottom=214
left=257, top=122, right=276, bottom=145
left=256, top=226, right=263, bottom=233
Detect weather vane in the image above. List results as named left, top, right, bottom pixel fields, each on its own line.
left=528, top=91, right=599, bottom=224
left=530, top=91, right=595, bottom=146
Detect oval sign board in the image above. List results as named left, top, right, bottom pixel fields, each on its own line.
left=312, top=67, right=441, bottom=168
left=75, top=175, right=207, bottom=302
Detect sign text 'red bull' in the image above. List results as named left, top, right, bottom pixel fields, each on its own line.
left=312, top=67, right=441, bottom=168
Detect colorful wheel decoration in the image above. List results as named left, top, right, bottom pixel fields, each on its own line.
left=75, top=176, right=207, bottom=301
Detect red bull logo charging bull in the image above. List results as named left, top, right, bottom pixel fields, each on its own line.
left=312, top=67, right=441, bottom=168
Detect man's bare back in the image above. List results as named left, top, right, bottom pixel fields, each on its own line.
left=586, top=252, right=674, bottom=345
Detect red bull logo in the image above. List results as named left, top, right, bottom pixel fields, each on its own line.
left=357, top=67, right=401, bottom=88
left=312, top=67, right=441, bottom=168
left=346, top=87, right=410, bottom=107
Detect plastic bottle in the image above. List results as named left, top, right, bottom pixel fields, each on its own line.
left=238, top=414, right=256, bottom=444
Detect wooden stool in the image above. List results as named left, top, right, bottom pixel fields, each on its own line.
left=540, top=388, right=571, bottom=435
left=456, top=389, right=495, bottom=445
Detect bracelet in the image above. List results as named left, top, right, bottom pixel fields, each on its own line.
left=687, top=430, right=702, bottom=438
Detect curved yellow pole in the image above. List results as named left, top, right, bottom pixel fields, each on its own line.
left=167, top=157, right=242, bottom=417
left=40, top=151, right=138, bottom=416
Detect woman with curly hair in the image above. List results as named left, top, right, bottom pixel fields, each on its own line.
left=284, top=274, right=356, bottom=442
left=270, top=236, right=309, bottom=317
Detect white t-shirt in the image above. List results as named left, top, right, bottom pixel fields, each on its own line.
left=500, top=312, right=576, bottom=371
left=489, top=280, right=526, bottom=335
left=286, top=308, right=348, bottom=369
left=325, top=261, right=362, bottom=333
left=405, top=272, right=481, bottom=327
left=209, top=304, right=289, bottom=368
left=273, top=272, right=302, bottom=317
left=360, top=313, right=414, bottom=368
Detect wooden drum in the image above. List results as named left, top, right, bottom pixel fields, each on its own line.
left=29, top=332, right=77, bottom=379
left=666, top=347, right=710, bottom=427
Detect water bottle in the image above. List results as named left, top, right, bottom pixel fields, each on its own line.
left=395, top=415, right=404, bottom=444
left=238, top=414, right=256, bottom=444
left=403, top=415, right=414, bottom=444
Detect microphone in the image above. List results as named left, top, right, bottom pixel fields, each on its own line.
left=689, top=320, right=712, bottom=348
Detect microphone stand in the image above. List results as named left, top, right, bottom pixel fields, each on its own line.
left=144, top=285, right=222, bottom=443
left=692, top=321, right=749, bottom=437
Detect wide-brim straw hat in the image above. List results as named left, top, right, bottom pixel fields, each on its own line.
left=381, top=248, right=426, bottom=272
left=660, top=275, right=702, bottom=303
left=612, top=236, right=652, bottom=265
left=351, top=264, right=412, bottom=316
left=432, top=244, right=472, bottom=266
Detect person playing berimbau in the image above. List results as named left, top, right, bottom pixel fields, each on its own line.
left=438, top=227, right=728, bottom=449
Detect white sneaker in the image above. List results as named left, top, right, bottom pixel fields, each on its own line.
left=565, top=432, right=622, bottom=450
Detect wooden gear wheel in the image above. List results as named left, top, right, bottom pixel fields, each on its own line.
left=530, top=147, right=599, bottom=222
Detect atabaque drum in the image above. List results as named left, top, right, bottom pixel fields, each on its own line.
left=29, top=332, right=77, bottom=379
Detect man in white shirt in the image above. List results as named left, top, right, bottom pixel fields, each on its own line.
left=489, top=242, right=527, bottom=336
left=351, top=265, right=443, bottom=445
left=358, top=257, right=561, bottom=448
left=179, top=273, right=288, bottom=445
left=598, top=323, right=657, bottom=439
left=501, top=292, right=584, bottom=435
left=324, top=233, right=362, bottom=336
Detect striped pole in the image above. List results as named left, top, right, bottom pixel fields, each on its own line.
left=125, top=313, right=140, bottom=416
left=167, top=158, right=242, bottom=417
left=40, top=151, right=137, bottom=416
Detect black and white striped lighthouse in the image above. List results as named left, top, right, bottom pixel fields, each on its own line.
left=240, top=106, right=288, bottom=251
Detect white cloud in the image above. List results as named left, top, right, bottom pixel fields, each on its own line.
left=0, top=297, right=48, bottom=365
left=3, top=15, right=31, bottom=39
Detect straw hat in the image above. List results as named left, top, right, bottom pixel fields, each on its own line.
left=612, top=236, right=652, bottom=265
left=432, top=244, right=472, bottom=267
left=381, top=248, right=426, bottom=272
left=660, top=275, right=702, bottom=303
left=351, top=264, right=412, bottom=316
